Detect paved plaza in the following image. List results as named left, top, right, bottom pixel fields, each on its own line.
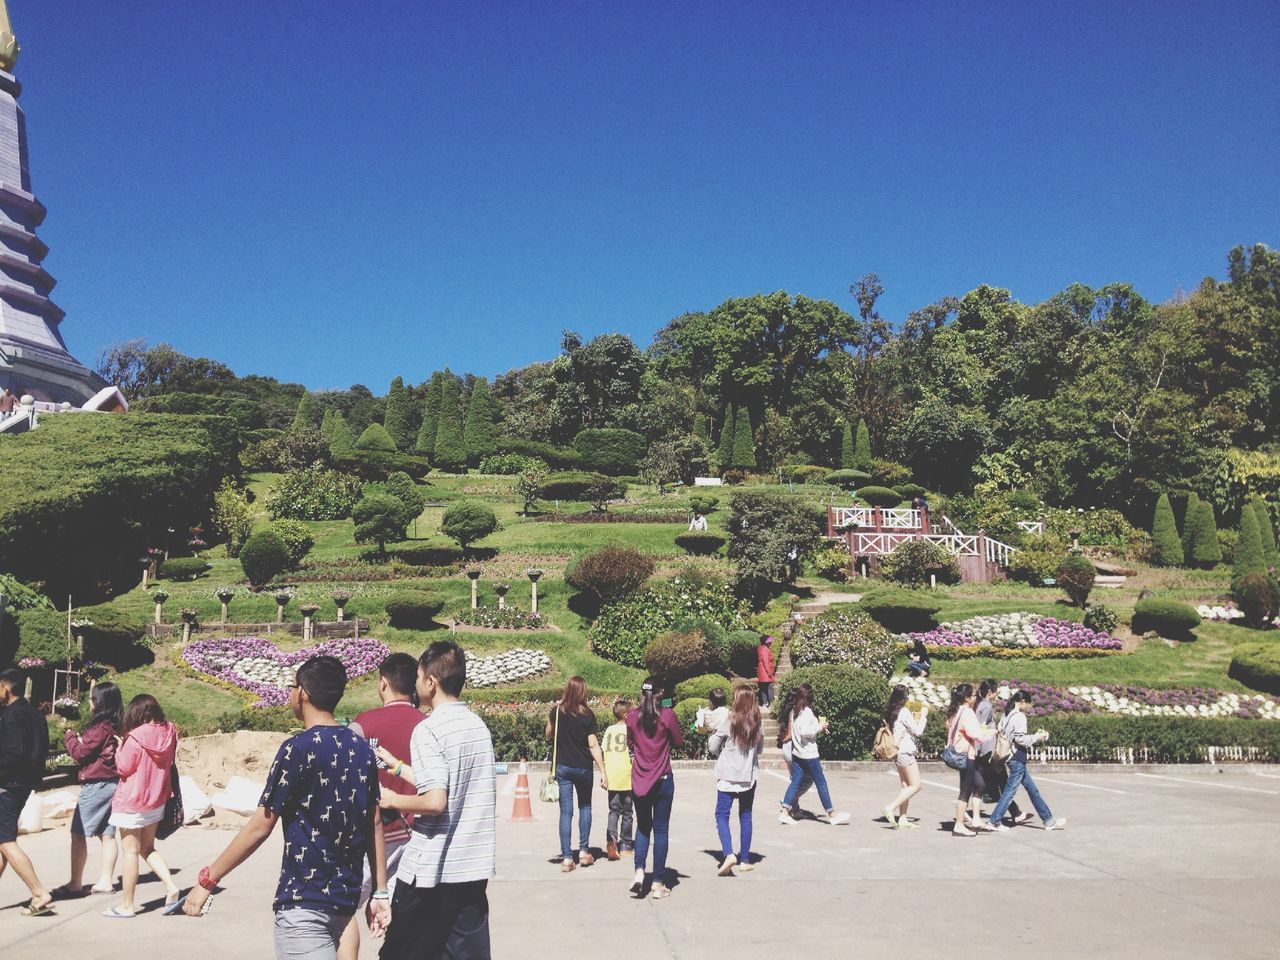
left=3, top=766, right=1279, bottom=959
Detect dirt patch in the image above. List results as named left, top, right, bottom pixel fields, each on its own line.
left=177, top=731, right=288, bottom=829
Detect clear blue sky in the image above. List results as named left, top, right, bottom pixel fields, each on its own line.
left=14, top=0, right=1280, bottom=390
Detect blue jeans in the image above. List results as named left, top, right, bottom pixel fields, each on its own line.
left=715, top=786, right=755, bottom=861
left=783, top=755, right=833, bottom=812
left=633, top=774, right=675, bottom=880
left=988, top=758, right=1053, bottom=825
left=555, top=764, right=593, bottom=858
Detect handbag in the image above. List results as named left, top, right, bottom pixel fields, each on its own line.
left=539, top=707, right=560, bottom=803
left=941, top=712, right=969, bottom=771
left=156, top=762, right=184, bottom=840
left=872, top=721, right=899, bottom=761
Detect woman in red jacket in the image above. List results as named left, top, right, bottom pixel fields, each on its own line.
left=756, top=636, right=777, bottom=709
left=54, top=683, right=123, bottom=898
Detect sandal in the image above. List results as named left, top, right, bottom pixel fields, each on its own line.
left=103, top=906, right=137, bottom=919
left=21, top=899, right=54, bottom=917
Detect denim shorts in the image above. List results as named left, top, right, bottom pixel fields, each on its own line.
left=72, top=780, right=118, bottom=837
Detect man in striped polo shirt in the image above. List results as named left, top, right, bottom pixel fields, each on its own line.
left=379, top=641, right=496, bottom=960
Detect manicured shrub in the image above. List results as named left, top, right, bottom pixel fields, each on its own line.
left=159, top=557, right=211, bottom=581
left=868, top=458, right=911, bottom=487
left=824, top=469, right=870, bottom=489
left=1229, top=642, right=1280, bottom=695
left=269, top=519, right=315, bottom=568
left=839, top=422, right=855, bottom=471
left=644, top=628, right=721, bottom=682
left=1149, top=492, right=1183, bottom=567
left=790, top=611, right=894, bottom=676
left=674, top=531, right=725, bottom=556
left=494, top=438, right=582, bottom=469
left=783, top=464, right=832, bottom=484
left=440, top=500, right=498, bottom=551
left=853, top=418, right=873, bottom=471
left=0, top=573, right=51, bottom=612
left=265, top=464, right=364, bottom=521
left=716, top=405, right=737, bottom=472
left=241, top=428, right=332, bottom=472
left=729, top=411, right=756, bottom=471
left=240, top=530, right=291, bottom=588
left=1056, top=554, right=1096, bottom=607
left=353, top=493, right=411, bottom=555
left=812, top=543, right=851, bottom=582
left=565, top=544, right=656, bottom=604
left=383, top=376, right=412, bottom=451
left=674, top=673, right=733, bottom=702
left=477, top=453, right=548, bottom=475
left=1234, top=507, right=1266, bottom=590
left=672, top=698, right=710, bottom=756
left=857, top=485, right=904, bottom=507
left=11, top=607, right=68, bottom=664
left=1235, top=573, right=1280, bottom=630
left=433, top=374, right=468, bottom=472
left=855, top=589, right=941, bottom=633
left=375, top=471, right=427, bottom=529
left=687, top=495, right=719, bottom=515
left=328, top=411, right=353, bottom=456
left=1188, top=500, right=1223, bottom=568
left=1217, top=527, right=1238, bottom=564
left=589, top=576, right=746, bottom=667
left=1251, top=497, right=1278, bottom=570
left=333, top=450, right=431, bottom=482
left=292, top=392, right=319, bottom=432
left=1180, top=491, right=1201, bottom=562
left=415, top=372, right=441, bottom=455
left=384, top=592, right=445, bottom=629
left=1007, top=532, right=1069, bottom=584
left=895, top=483, right=928, bottom=500
left=463, top=378, right=497, bottom=464
left=727, top=493, right=825, bottom=599
left=538, top=471, right=616, bottom=503
left=680, top=622, right=758, bottom=677
left=573, top=428, right=647, bottom=475
left=775, top=665, right=890, bottom=760
left=1131, top=598, right=1199, bottom=639
left=77, top=605, right=148, bottom=667
left=880, top=539, right=960, bottom=587
left=355, top=422, right=397, bottom=453
left=1082, top=602, right=1120, bottom=634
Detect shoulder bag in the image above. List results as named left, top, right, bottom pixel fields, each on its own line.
left=156, top=761, right=185, bottom=840
left=539, top=708, right=561, bottom=803
left=940, top=711, right=970, bottom=771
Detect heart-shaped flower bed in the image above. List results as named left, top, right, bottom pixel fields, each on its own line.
left=465, top=648, right=552, bottom=688
left=184, top=636, right=390, bottom=707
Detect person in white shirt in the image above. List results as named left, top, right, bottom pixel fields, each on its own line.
left=688, top=512, right=708, bottom=531
left=984, top=690, right=1066, bottom=833
left=707, top=688, right=763, bottom=876
left=881, top=684, right=927, bottom=828
left=695, top=688, right=729, bottom=734
left=776, top=684, right=849, bottom=826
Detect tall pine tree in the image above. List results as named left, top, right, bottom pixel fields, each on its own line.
left=1180, top=492, right=1201, bottom=563
left=692, top=413, right=709, bottom=444
left=853, top=418, right=873, bottom=471
left=1150, top=493, right=1183, bottom=567
left=416, top=372, right=442, bottom=456
left=320, top=408, right=334, bottom=440
left=730, top=407, right=756, bottom=471
left=291, top=392, right=318, bottom=433
left=463, top=378, right=497, bottom=464
left=1189, top=500, right=1222, bottom=568
left=433, top=373, right=467, bottom=472
left=840, top=422, right=856, bottom=470
left=383, top=376, right=412, bottom=451
left=1233, top=506, right=1265, bottom=587
left=1250, top=497, right=1278, bottom=570
left=329, top=410, right=353, bottom=455
left=716, top=405, right=736, bottom=474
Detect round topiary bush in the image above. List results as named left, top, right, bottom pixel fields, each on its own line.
left=269, top=518, right=316, bottom=568
left=643, top=628, right=721, bottom=683
left=1228, top=642, right=1280, bottom=695
left=824, top=469, right=870, bottom=490
left=1056, top=554, right=1096, bottom=607
left=240, top=530, right=291, bottom=589
left=775, top=664, right=891, bottom=760
left=355, top=422, right=398, bottom=453
left=790, top=610, right=894, bottom=676
left=708, top=627, right=759, bottom=677
left=855, top=589, right=941, bottom=633
left=384, top=592, right=445, bottom=629
left=674, top=531, right=726, bottom=556
left=1235, top=573, right=1280, bottom=629
left=858, top=485, right=904, bottom=507
left=158, top=557, right=211, bottom=581
left=894, top=483, right=928, bottom=500
left=784, top=465, right=833, bottom=484
left=1131, top=597, right=1200, bottom=639
left=589, top=576, right=746, bottom=667
left=674, top=673, right=732, bottom=703
left=880, top=539, right=960, bottom=587
left=565, top=543, right=655, bottom=604
left=440, top=500, right=498, bottom=551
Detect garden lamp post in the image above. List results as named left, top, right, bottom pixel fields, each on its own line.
left=526, top=568, right=543, bottom=615
left=466, top=567, right=482, bottom=609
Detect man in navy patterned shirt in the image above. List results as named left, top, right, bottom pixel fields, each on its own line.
left=184, top=656, right=390, bottom=960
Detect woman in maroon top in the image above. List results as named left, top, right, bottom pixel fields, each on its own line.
left=625, top=677, right=683, bottom=899
left=756, top=636, right=777, bottom=709
left=55, top=682, right=123, bottom=897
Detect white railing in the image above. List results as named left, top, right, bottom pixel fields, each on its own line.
left=915, top=744, right=1274, bottom=764
left=830, top=507, right=871, bottom=529
left=830, top=507, right=922, bottom=530
left=880, top=508, right=923, bottom=529
left=1017, top=520, right=1046, bottom=535
left=0, top=407, right=34, bottom=433
left=984, top=536, right=1016, bottom=568
left=941, top=514, right=965, bottom=535
left=852, top=532, right=978, bottom=557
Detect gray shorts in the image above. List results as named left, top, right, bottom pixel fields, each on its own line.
left=273, top=908, right=354, bottom=960
left=72, top=780, right=118, bottom=837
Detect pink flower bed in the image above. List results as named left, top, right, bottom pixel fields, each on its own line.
left=183, top=636, right=390, bottom=707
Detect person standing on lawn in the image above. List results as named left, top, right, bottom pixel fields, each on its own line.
left=182, top=655, right=389, bottom=960
left=626, top=677, right=684, bottom=899
left=986, top=690, right=1066, bottom=833
left=378, top=641, right=497, bottom=960
left=339, top=653, right=425, bottom=960
left=756, top=636, right=777, bottom=709
left=708, top=686, right=763, bottom=875
left=55, top=681, right=124, bottom=898
left=0, top=668, right=52, bottom=916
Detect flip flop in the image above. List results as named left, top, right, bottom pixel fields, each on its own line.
left=102, top=906, right=136, bottom=919
left=21, top=900, right=54, bottom=917
left=162, top=894, right=186, bottom=916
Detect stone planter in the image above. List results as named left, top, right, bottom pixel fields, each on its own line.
left=495, top=583, right=510, bottom=610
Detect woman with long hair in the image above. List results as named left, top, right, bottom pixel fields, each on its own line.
left=905, top=639, right=931, bottom=678
left=545, top=676, right=607, bottom=872
left=103, top=694, right=180, bottom=917
left=625, top=677, right=684, bottom=899
left=881, top=684, right=927, bottom=828
left=55, top=683, right=123, bottom=897
left=984, top=690, right=1066, bottom=832
left=777, top=684, right=850, bottom=826
left=775, top=687, right=813, bottom=818
left=707, top=687, right=764, bottom=875
left=975, top=679, right=1027, bottom=825
left=946, top=683, right=991, bottom=837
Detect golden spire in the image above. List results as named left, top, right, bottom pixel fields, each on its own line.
left=0, top=0, right=19, bottom=73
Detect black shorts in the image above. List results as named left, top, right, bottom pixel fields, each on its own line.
left=380, top=879, right=489, bottom=960
left=0, top=787, right=32, bottom=843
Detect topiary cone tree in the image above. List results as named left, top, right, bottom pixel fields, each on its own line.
left=1180, top=491, right=1201, bottom=563
left=730, top=407, right=756, bottom=472
left=853, top=417, right=873, bottom=472
left=1189, top=500, right=1223, bottom=568
left=433, top=374, right=467, bottom=472
left=415, top=372, right=442, bottom=457
left=383, top=376, right=412, bottom=451
left=1149, top=493, right=1183, bottom=567
left=1234, top=506, right=1266, bottom=588
left=463, top=377, right=497, bottom=465
left=355, top=422, right=397, bottom=453
left=716, top=405, right=736, bottom=474
left=291, top=392, right=318, bottom=433
left=840, top=422, right=855, bottom=470
left=328, top=410, right=353, bottom=455
left=1250, top=496, right=1278, bottom=571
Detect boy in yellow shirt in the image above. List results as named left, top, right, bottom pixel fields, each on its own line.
left=601, top=700, right=633, bottom=861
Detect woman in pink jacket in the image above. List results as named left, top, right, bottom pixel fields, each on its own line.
left=104, top=694, right=180, bottom=917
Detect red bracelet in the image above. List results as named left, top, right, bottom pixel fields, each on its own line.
left=198, top=866, right=218, bottom=891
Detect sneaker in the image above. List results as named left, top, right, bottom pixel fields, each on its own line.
left=973, top=820, right=997, bottom=832
left=738, top=861, right=755, bottom=872
left=630, top=869, right=645, bottom=893
left=561, top=858, right=575, bottom=873
left=579, top=851, right=594, bottom=867
left=826, top=811, right=851, bottom=826
left=1044, top=817, right=1067, bottom=831
left=1015, top=812, right=1036, bottom=825
left=606, top=840, right=619, bottom=862
left=881, top=805, right=898, bottom=826
left=988, top=822, right=1011, bottom=833
left=620, top=842, right=634, bottom=854
left=717, top=854, right=738, bottom=876
left=895, top=819, right=919, bottom=830
left=650, top=883, right=670, bottom=900
left=952, top=824, right=976, bottom=837
left=778, top=811, right=797, bottom=826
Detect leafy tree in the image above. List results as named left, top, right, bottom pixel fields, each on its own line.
left=440, top=500, right=498, bottom=551
left=353, top=493, right=409, bottom=556
left=1149, top=493, right=1183, bottom=567
left=853, top=417, right=873, bottom=471
left=463, top=378, right=497, bottom=464
left=641, top=437, right=703, bottom=492
left=716, top=405, right=736, bottom=472
left=1250, top=497, right=1278, bottom=570
left=1234, top=506, right=1266, bottom=587
left=729, top=408, right=756, bottom=471
left=727, top=492, right=824, bottom=602
left=1189, top=500, right=1223, bottom=568
left=433, top=374, right=467, bottom=472
left=383, top=376, right=412, bottom=451
left=840, top=422, right=855, bottom=470
left=210, top=479, right=255, bottom=558
left=416, top=372, right=442, bottom=456
left=329, top=410, right=353, bottom=455
left=1180, top=491, right=1201, bottom=562
left=381, top=471, right=426, bottom=530
left=514, top=468, right=545, bottom=515
left=1056, top=554, right=1096, bottom=607
left=292, top=392, right=318, bottom=432
left=355, top=422, right=397, bottom=453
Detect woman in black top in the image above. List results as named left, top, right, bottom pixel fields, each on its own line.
left=546, top=676, right=607, bottom=871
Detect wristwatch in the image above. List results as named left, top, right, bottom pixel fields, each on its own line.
left=198, top=866, right=219, bottom=891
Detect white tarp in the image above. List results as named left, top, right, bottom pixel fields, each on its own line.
left=179, top=775, right=213, bottom=824
left=210, top=776, right=265, bottom=816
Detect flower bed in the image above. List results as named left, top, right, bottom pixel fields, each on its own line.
left=533, top=511, right=689, bottom=524
left=900, top=612, right=1121, bottom=655
left=454, top=607, right=546, bottom=630
left=183, top=636, right=390, bottom=707
left=465, top=648, right=552, bottom=687
left=894, top=675, right=1280, bottom=720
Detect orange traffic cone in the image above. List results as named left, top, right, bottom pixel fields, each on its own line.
left=510, top=761, right=535, bottom=821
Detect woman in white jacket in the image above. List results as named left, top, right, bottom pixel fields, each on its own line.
left=777, top=684, right=850, bottom=826
left=984, top=690, right=1066, bottom=832
left=707, top=687, right=763, bottom=875
left=881, top=683, right=927, bottom=828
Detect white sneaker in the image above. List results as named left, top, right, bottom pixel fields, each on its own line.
left=778, top=811, right=797, bottom=825
left=1014, top=811, right=1036, bottom=825
left=988, top=823, right=1010, bottom=833
left=974, top=820, right=997, bottom=832
left=1044, top=817, right=1067, bottom=831
left=826, top=811, right=851, bottom=826
left=717, top=854, right=737, bottom=876
left=630, top=869, right=645, bottom=893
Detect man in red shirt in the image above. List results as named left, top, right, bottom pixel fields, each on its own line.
left=339, top=653, right=424, bottom=960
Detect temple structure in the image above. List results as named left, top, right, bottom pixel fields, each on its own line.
left=0, top=1, right=108, bottom=405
